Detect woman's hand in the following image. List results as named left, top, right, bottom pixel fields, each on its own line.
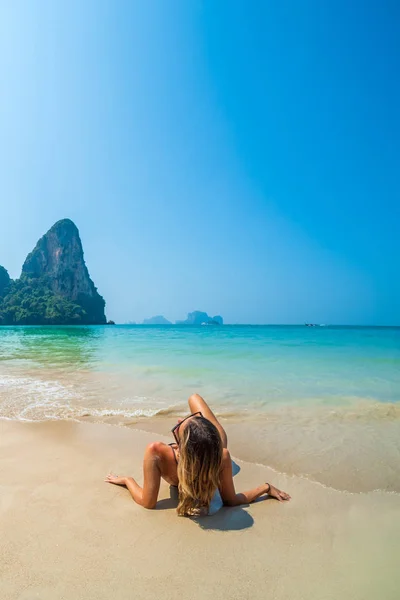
left=267, top=483, right=291, bottom=502
left=105, top=473, right=128, bottom=486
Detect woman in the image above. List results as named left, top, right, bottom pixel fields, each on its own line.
left=105, top=394, right=291, bottom=516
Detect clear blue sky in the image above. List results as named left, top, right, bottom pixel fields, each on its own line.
left=0, top=1, right=399, bottom=325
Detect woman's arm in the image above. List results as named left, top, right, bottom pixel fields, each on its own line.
left=218, top=449, right=291, bottom=506
left=105, top=442, right=162, bottom=509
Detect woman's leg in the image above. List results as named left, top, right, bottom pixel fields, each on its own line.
left=188, top=393, right=227, bottom=449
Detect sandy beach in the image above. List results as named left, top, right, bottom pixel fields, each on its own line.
left=1, top=419, right=399, bottom=600
left=1, top=0, right=399, bottom=594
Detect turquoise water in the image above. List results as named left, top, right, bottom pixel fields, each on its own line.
left=0, top=325, right=399, bottom=420
left=1, top=325, right=399, bottom=492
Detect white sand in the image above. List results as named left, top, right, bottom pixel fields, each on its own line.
left=1, top=420, right=399, bottom=600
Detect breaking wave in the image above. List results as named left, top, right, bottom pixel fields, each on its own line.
left=0, top=374, right=180, bottom=423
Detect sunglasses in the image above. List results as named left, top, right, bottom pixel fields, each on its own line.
left=171, top=411, right=203, bottom=444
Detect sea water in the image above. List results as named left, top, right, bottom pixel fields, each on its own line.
left=1, top=325, right=399, bottom=492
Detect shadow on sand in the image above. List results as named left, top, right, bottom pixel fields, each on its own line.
left=193, top=505, right=253, bottom=531
left=155, top=460, right=261, bottom=531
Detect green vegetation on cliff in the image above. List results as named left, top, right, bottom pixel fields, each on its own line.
left=0, top=275, right=87, bottom=325
left=0, top=219, right=107, bottom=326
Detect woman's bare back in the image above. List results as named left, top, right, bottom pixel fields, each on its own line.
left=105, top=394, right=291, bottom=508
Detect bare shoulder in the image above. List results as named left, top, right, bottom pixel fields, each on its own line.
left=144, top=441, right=178, bottom=485
left=144, top=441, right=172, bottom=460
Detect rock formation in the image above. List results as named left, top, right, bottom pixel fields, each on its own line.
left=21, top=219, right=106, bottom=324
left=176, top=311, right=223, bottom=325
left=211, top=315, right=223, bottom=325
left=0, top=266, right=11, bottom=298
left=0, top=219, right=106, bottom=325
left=143, top=315, right=172, bottom=325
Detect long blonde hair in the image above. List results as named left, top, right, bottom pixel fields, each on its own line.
left=177, top=416, right=223, bottom=516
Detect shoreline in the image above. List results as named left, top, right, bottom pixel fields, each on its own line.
left=2, top=324, right=399, bottom=503
left=1, top=418, right=399, bottom=599
left=3, top=400, right=400, bottom=495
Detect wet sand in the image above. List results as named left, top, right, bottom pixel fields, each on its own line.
left=129, top=407, right=400, bottom=494
left=1, top=419, right=399, bottom=599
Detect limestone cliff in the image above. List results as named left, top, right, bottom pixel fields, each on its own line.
left=20, top=219, right=106, bottom=324
left=0, top=266, right=11, bottom=298
left=3, top=219, right=106, bottom=324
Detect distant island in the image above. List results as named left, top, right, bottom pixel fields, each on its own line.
left=141, top=311, right=223, bottom=326
left=0, top=219, right=107, bottom=325
left=176, top=311, right=223, bottom=325
left=142, top=315, right=172, bottom=325
left=0, top=220, right=224, bottom=328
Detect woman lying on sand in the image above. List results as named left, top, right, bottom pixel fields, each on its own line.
left=105, top=394, right=291, bottom=516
